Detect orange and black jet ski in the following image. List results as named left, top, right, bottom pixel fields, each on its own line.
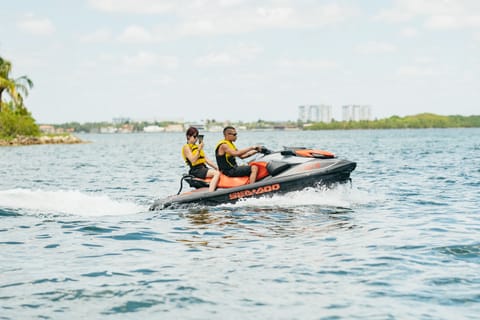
left=150, top=147, right=356, bottom=210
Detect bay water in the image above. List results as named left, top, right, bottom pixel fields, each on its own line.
left=1, top=129, right=479, bottom=319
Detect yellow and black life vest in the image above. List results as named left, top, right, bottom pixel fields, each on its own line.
left=182, top=143, right=206, bottom=168
left=215, top=139, right=238, bottom=171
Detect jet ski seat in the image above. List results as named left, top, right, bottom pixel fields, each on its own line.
left=178, top=174, right=209, bottom=194
left=266, top=161, right=291, bottom=176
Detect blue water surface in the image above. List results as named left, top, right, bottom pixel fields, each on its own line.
left=1, top=129, right=479, bottom=319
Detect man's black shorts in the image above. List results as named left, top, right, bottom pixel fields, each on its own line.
left=223, top=165, right=251, bottom=177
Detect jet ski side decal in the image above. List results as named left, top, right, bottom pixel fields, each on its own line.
left=228, top=183, right=281, bottom=200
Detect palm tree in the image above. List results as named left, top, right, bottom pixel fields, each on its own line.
left=0, top=56, right=34, bottom=113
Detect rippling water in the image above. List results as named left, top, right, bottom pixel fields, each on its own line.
left=1, top=129, right=479, bottom=319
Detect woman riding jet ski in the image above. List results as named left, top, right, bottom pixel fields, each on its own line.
left=149, top=146, right=356, bottom=210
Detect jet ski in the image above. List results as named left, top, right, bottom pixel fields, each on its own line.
left=149, top=147, right=356, bottom=210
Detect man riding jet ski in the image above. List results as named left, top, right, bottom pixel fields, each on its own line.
left=149, top=146, right=356, bottom=210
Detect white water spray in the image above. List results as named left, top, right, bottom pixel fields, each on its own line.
left=0, top=189, right=145, bottom=216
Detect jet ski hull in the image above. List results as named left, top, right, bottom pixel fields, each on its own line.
left=150, top=158, right=356, bottom=210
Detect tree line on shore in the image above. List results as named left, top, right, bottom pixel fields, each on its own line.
left=304, top=113, right=480, bottom=130
left=1, top=55, right=479, bottom=141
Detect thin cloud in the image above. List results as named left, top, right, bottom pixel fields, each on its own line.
left=182, top=3, right=356, bottom=35
left=234, top=43, right=264, bottom=60
left=400, top=27, right=418, bottom=37
left=195, top=53, right=239, bottom=67
left=414, top=56, right=435, bottom=64
left=375, top=0, right=453, bottom=23
left=256, top=7, right=295, bottom=26
left=118, top=25, right=154, bottom=43
left=355, top=42, right=397, bottom=54
left=425, top=15, right=458, bottom=29
left=121, top=51, right=178, bottom=70
left=195, top=44, right=263, bottom=67
left=425, top=14, right=480, bottom=29
left=397, top=65, right=438, bottom=77
left=276, top=58, right=338, bottom=69
left=153, top=75, right=175, bottom=86
left=80, top=28, right=112, bottom=43
left=88, top=0, right=174, bottom=14
left=374, top=10, right=412, bottom=23
left=89, top=1, right=357, bottom=38
left=375, top=0, right=480, bottom=30
left=474, top=31, right=480, bottom=41
left=17, top=14, right=55, bottom=36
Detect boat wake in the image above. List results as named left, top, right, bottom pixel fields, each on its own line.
left=182, top=185, right=381, bottom=215
left=0, top=189, right=145, bottom=217
left=235, top=185, right=378, bottom=211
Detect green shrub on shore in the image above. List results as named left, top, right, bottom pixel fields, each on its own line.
left=1, top=56, right=39, bottom=140
left=0, top=102, right=40, bottom=139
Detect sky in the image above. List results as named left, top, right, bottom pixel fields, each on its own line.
left=1, top=0, right=479, bottom=124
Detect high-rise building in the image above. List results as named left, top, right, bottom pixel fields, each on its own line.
left=342, top=105, right=372, bottom=121
left=342, top=105, right=352, bottom=121
left=299, top=104, right=332, bottom=123
left=318, top=104, right=332, bottom=123
left=298, top=105, right=307, bottom=122
left=308, top=105, right=319, bottom=122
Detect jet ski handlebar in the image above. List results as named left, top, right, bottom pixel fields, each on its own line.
left=259, top=146, right=272, bottom=154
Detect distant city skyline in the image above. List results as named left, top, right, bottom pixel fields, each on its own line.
left=1, top=1, right=479, bottom=124
left=298, top=104, right=373, bottom=122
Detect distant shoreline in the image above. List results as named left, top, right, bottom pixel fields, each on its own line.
left=0, top=135, right=86, bottom=147
left=42, top=113, right=480, bottom=134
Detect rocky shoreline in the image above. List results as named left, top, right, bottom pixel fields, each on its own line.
left=0, top=135, right=86, bottom=147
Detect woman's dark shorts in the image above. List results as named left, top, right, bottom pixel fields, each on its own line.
left=223, top=165, right=252, bottom=177
left=189, top=164, right=209, bottom=179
